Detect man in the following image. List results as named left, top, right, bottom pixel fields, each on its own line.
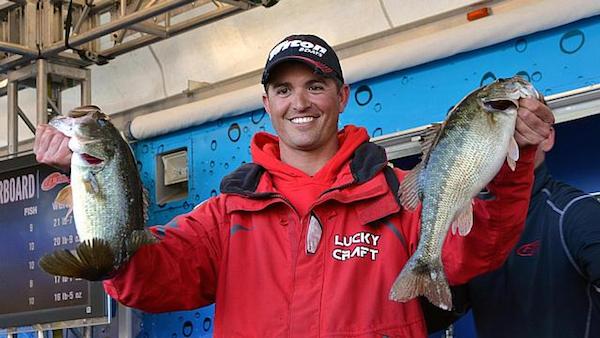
left=466, top=127, right=600, bottom=338
left=34, top=34, right=554, bottom=337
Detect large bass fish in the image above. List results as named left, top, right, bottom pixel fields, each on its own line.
left=389, top=77, right=542, bottom=310
left=39, top=105, right=156, bottom=281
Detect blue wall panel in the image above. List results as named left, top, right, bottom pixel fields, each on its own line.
left=131, top=15, right=600, bottom=338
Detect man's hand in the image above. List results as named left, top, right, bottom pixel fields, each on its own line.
left=514, top=98, right=555, bottom=147
left=33, top=124, right=72, bottom=172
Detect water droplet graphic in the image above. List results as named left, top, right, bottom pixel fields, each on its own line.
left=203, top=318, right=212, bottom=332
left=480, top=72, right=497, bottom=86
left=560, top=30, right=585, bottom=54
left=228, top=123, right=241, bottom=142
left=515, top=38, right=527, bottom=52
left=355, top=85, right=373, bottom=106
left=182, top=321, right=193, bottom=337
left=251, top=110, right=266, bottom=124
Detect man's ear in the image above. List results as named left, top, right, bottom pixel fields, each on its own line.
left=262, top=92, right=271, bottom=115
left=338, top=84, right=350, bottom=113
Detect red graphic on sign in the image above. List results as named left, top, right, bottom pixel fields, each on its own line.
left=41, top=172, right=70, bottom=191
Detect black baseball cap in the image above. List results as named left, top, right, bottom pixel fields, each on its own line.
left=261, top=34, right=344, bottom=85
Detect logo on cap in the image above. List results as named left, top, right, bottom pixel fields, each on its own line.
left=269, top=39, right=328, bottom=61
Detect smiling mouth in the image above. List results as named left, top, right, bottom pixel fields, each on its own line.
left=81, top=153, right=103, bottom=165
left=290, top=116, right=316, bottom=124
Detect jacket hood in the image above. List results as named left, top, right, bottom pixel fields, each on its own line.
left=250, top=125, right=370, bottom=184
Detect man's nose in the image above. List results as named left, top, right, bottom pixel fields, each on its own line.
left=291, top=90, right=311, bottom=112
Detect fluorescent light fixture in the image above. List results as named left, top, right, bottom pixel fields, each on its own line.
left=0, top=78, right=7, bottom=88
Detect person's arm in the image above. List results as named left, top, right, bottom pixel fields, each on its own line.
left=103, top=198, right=224, bottom=313
left=442, top=98, right=554, bottom=285
left=563, top=198, right=600, bottom=290
left=33, top=124, right=72, bottom=172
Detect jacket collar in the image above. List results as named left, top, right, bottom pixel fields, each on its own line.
left=220, top=141, right=395, bottom=218
left=220, top=141, right=388, bottom=196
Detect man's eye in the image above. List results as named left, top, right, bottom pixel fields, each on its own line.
left=309, top=84, right=325, bottom=91
left=276, top=87, right=289, bottom=95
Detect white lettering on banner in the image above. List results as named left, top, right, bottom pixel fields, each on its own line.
left=269, top=39, right=327, bottom=61
left=332, top=231, right=381, bottom=262
left=0, top=174, right=36, bottom=205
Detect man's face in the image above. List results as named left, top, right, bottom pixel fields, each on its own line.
left=262, top=62, right=349, bottom=156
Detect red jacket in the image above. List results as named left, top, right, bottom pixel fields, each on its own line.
left=104, top=126, right=535, bottom=337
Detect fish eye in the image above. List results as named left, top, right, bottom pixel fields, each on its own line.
left=97, top=118, right=108, bottom=127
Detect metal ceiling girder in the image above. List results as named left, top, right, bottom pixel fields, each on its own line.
left=0, top=0, right=197, bottom=71
left=0, top=40, right=38, bottom=56
left=5, top=59, right=91, bottom=157
left=130, top=22, right=168, bottom=38
left=102, top=3, right=241, bottom=57
left=0, top=0, right=272, bottom=73
left=42, top=0, right=197, bottom=56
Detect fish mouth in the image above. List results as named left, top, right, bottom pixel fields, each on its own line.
left=80, top=153, right=104, bottom=165
left=482, top=99, right=518, bottom=112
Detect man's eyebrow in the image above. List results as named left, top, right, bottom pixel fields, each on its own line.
left=307, top=78, right=326, bottom=85
left=269, top=80, right=289, bottom=88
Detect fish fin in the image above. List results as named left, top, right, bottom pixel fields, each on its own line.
left=126, top=229, right=158, bottom=257
left=506, top=136, right=519, bottom=171
left=55, top=185, right=73, bottom=207
left=68, top=105, right=103, bottom=118
left=451, top=202, right=474, bottom=236
left=398, top=122, right=445, bottom=211
left=420, top=123, right=444, bottom=166
left=39, top=238, right=115, bottom=281
left=507, top=157, right=516, bottom=171
left=399, top=163, right=423, bottom=210
left=389, top=257, right=452, bottom=310
left=83, top=172, right=100, bottom=194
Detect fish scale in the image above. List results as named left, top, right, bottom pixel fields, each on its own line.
left=389, top=76, right=541, bottom=310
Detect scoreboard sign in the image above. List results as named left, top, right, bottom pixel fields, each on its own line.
left=0, top=155, right=108, bottom=329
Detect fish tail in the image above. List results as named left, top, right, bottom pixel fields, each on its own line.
left=39, top=238, right=115, bottom=281
left=389, top=257, right=452, bottom=310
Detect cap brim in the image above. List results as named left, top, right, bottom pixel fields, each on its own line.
left=262, top=56, right=336, bottom=84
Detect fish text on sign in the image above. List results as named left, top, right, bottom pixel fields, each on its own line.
left=24, top=206, right=37, bottom=216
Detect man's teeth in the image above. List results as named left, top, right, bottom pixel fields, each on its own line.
left=291, top=117, right=314, bottom=124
